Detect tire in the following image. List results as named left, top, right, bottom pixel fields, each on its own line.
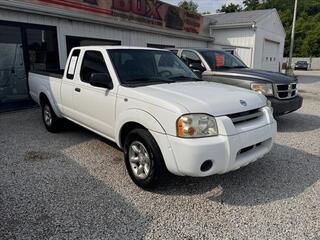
left=123, top=128, right=167, bottom=189
left=41, top=100, right=62, bottom=133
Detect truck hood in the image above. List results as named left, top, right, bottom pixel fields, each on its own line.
left=211, top=68, right=297, bottom=84
left=128, top=81, right=266, bottom=116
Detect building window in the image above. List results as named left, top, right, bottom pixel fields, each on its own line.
left=26, top=28, right=60, bottom=72
left=0, top=21, right=59, bottom=111
left=147, top=43, right=175, bottom=49
left=66, top=36, right=121, bottom=55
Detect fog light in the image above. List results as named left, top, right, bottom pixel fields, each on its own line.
left=200, top=160, right=213, bottom=172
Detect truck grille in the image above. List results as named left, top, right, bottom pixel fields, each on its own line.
left=274, top=83, right=297, bottom=99
left=227, top=108, right=263, bottom=124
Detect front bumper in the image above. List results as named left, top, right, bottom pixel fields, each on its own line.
left=268, top=95, right=303, bottom=116
left=151, top=107, right=277, bottom=177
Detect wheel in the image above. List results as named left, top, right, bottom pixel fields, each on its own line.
left=124, top=129, right=167, bottom=189
left=41, top=101, right=62, bottom=133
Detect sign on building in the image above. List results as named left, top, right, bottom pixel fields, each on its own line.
left=27, top=0, right=203, bottom=34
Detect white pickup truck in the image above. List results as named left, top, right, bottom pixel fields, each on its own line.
left=29, top=46, right=277, bottom=189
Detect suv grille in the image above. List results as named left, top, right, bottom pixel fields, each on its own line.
left=274, top=83, right=297, bottom=99
left=227, top=108, right=263, bottom=124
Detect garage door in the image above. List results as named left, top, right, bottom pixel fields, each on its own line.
left=262, top=40, right=280, bottom=72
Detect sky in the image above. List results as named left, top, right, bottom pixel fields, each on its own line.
left=162, top=0, right=244, bottom=13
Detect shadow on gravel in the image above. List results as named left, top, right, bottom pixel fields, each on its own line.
left=0, top=111, right=150, bottom=240
left=156, top=143, right=320, bottom=206
left=276, top=112, right=320, bottom=132
left=0, top=153, right=150, bottom=240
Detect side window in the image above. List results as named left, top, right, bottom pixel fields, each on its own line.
left=181, top=50, right=201, bottom=65
left=66, top=49, right=80, bottom=79
left=170, top=49, right=178, bottom=55
left=80, top=51, right=110, bottom=83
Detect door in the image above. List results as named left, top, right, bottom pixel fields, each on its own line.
left=73, top=50, right=117, bottom=138
left=262, top=40, right=280, bottom=72
left=60, top=49, right=81, bottom=118
left=0, top=25, right=28, bottom=108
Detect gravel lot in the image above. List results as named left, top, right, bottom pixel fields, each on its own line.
left=1, top=73, right=319, bottom=240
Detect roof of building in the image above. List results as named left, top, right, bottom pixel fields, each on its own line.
left=204, top=9, right=275, bottom=28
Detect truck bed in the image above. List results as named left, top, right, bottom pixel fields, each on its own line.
left=30, top=69, right=64, bottom=79
left=28, top=70, right=64, bottom=110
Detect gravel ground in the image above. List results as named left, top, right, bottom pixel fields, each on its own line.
left=1, top=74, right=319, bottom=240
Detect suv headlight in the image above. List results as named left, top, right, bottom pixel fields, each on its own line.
left=177, top=114, right=218, bottom=138
left=251, top=83, right=273, bottom=96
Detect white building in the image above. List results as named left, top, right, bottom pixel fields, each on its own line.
left=0, top=0, right=285, bottom=111
left=205, top=9, right=286, bottom=72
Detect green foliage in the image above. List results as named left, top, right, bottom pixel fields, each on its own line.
left=217, top=0, right=320, bottom=57
left=217, top=3, right=242, bottom=13
left=178, top=0, right=199, bottom=13
left=243, top=0, right=260, bottom=11
left=260, top=0, right=320, bottom=57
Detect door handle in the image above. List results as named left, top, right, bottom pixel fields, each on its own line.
left=75, top=88, right=81, bottom=92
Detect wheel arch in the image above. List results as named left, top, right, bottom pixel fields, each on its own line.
left=38, top=91, right=62, bottom=118
left=116, top=109, right=166, bottom=148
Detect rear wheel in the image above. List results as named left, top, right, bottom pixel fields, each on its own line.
left=124, top=129, right=166, bottom=189
left=41, top=101, right=62, bottom=133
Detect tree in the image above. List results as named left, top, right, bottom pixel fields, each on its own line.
left=214, top=0, right=320, bottom=56
left=178, top=0, right=198, bottom=13
left=217, top=3, right=242, bottom=13
left=243, top=0, right=260, bottom=11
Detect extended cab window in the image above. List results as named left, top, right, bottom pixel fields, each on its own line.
left=66, top=49, right=80, bottom=79
left=80, top=51, right=110, bottom=83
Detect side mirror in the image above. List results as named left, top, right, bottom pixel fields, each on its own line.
left=90, top=73, right=113, bottom=89
left=189, top=62, right=205, bottom=72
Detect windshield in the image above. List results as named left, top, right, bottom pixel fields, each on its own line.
left=199, top=50, right=247, bottom=71
left=108, top=49, right=200, bottom=86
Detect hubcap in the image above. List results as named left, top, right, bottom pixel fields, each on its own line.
left=43, top=105, right=52, bottom=126
left=128, top=141, right=151, bottom=179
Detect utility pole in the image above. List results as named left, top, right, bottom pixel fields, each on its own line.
left=287, top=0, right=298, bottom=75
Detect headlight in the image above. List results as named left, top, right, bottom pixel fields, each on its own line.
left=251, top=83, right=273, bottom=96
left=177, top=114, right=218, bottom=138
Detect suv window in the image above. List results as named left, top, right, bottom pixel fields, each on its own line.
left=181, top=50, right=201, bottom=65
left=199, top=50, right=247, bottom=70
left=170, top=49, right=178, bottom=55
left=80, top=51, right=110, bottom=83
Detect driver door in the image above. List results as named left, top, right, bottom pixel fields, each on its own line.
left=72, top=50, right=117, bottom=139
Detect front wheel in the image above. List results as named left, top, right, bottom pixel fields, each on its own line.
left=41, top=101, right=62, bottom=133
left=124, top=129, right=167, bottom=189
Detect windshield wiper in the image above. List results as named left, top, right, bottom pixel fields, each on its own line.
left=233, top=66, right=247, bottom=69
left=122, top=77, right=175, bottom=86
left=169, top=76, right=202, bottom=81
